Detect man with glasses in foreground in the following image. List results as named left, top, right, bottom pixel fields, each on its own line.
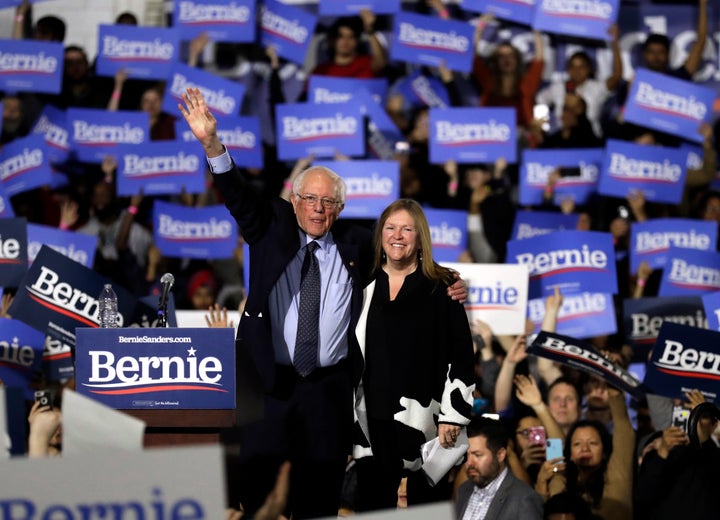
left=179, top=87, right=464, bottom=519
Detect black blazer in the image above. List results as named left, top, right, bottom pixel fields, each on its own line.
left=213, top=166, right=373, bottom=392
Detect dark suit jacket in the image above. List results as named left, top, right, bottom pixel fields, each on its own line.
left=213, top=166, right=373, bottom=393
left=455, top=470, right=544, bottom=520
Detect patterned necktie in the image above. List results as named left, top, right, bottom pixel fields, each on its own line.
left=294, top=241, right=320, bottom=376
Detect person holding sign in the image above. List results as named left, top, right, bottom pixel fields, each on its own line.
left=352, top=199, right=475, bottom=511
left=179, top=87, right=466, bottom=519
left=536, top=385, right=634, bottom=520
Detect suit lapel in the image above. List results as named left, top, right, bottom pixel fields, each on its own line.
left=483, top=472, right=513, bottom=520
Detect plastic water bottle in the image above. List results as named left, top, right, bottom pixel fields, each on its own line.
left=98, top=283, right=118, bottom=328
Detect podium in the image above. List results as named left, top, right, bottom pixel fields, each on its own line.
left=121, top=408, right=236, bottom=447
left=75, top=327, right=238, bottom=448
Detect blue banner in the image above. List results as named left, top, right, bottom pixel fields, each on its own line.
left=275, top=102, right=365, bottom=160
left=528, top=292, right=617, bottom=340
left=424, top=208, right=467, bottom=263
left=7, top=246, right=141, bottom=356
left=315, top=160, right=399, bottom=220
left=391, top=12, right=475, bottom=73
left=645, top=322, right=720, bottom=402
left=260, top=0, right=317, bottom=66
left=95, top=24, right=179, bottom=80
left=429, top=107, right=516, bottom=164
left=630, top=218, right=718, bottom=274
left=162, top=61, right=245, bottom=118
left=318, top=0, right=400, bottom=15
left=308, top=76, right=388, bottom=107
left=659, top=248, right=720, bottom=296
left=528, top=330, right=646, bottom=399
left=520, top=148, right=602, bottom=206
left=511, top=210, right=579, bottom=241
left=0, top=134, right=53, bottom=197
left=355, top=88, right=405, bottom=160
left=462, top=0, right=537, bottom=26
left=27, top=223, right=97, bottom=269
left=0, top=39, right=63, bottom=94
left=623, top=68, right=716, bottom=144
left=115, top=141, right=205, bottom=197
left=598, top=139, right=688, bottom=204
left=532, top=0, right=619, bottom=41
left=0, top=319, right=45, bottom=400
left=394, top=70, right=451, bottom=109
left=173, top=0, right=256, bottom=42
left=67, top=108, right=149, bottom=163
left=507, top=230, right=618, bottom=299
left=624, top=296, right=705, bottom=362
left=153, top=200, right=238, bottom=260
left=177, top=116, right=262, bottom=168
left=75, top=327, right=235, bottom=409
left=0, top=182, right=14, bottom=218
left=0, top=218, right=27, bottom=288
left=31, top=105, right=70, bottom=166
left=702, top=291, right=720, bottom=333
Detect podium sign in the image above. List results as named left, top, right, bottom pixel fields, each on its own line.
left=75, top=328, right=235, bottom=410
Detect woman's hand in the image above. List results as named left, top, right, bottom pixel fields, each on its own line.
left=438, top=423, right=461, bottom=449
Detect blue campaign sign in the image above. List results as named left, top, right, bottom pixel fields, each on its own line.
left=315, top=160, right=399, bottom=220
left=429, top=107, right=516, bottom=164
left=0, top=39, right=63, bottom=95
left=659, top=247, right=720, bottom=297
left=43, top=331, right=75, bottom=383
left=95, top=25, right=179, bottom=80
left=275, top=102, right=365, bottom=160
left=462, top=0, right=537, bottom=26
left=173, top=0, right=255, bottom=42
left=702, top=291, right=720, bottom=332
left=0, top=218, right=27, bottom=288
left=424, top=208, right=467, bottom=263
left=645, top=322, right=720, bottom=402
left=511, top=210, right=579, bottom=241
left=520, top=148, right=602, bottom=206
left=0, top=134, right=53, bottom=197
left=162, top=61, right=245, bottom=118
left=153, top=200, right=238, bottom=260
left=75, top=327, right=236, bottom=410
left=260, top=0, right=317, bottom=66
left=624, top=296, right=705, bottom=362
left=532, top=0, right=619, bottom=41
left=353, top=88, right=405, bottom=160
left=630, top=218, right=717, bottom=274
left=394, top=70, right=451, bottom=109
left=623, top=68, right=715, bottom=144
left=528, top=330, right=646, bottom=399
left=507, top=230, right=618, bottom=299
left=67, top=108, right=149, bottom=163
left=0, top=319, right=45, bottom=400
left=27, top=224, right=97, bottom=269
left=308, top=76, right=388, bottom=107
left=115, top=141, right=205, bottom=197
left=0, top=182, right=14, bottom=218
left=7, top=246, right=141, bottom=356
left=391, top=12, right=475, bottom=73
left=177, top=116, right=263, bottom=168
left=528, top=292, right=617, bottom=340
left=31, top=105, right=70, bottom=166
left=318, top=0, right=400, bottom=15
left=598, top=139, right=688, bottom=204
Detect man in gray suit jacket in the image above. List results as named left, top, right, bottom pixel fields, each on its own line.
left=456, top=417, right=544, bottom=520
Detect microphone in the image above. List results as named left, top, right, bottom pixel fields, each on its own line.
left=157, top=273, right=175, bottom=327
left=159, top=273, right=175, bottom=307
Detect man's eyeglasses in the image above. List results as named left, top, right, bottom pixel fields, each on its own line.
left=295, top=193, right=341, bottom=210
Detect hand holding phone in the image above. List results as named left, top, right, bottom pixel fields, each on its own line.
left=527, top=426, right=546, bottom=447
left=34, top=389, right=54, bottom=409
left=546, top=438, right=563, bottom=461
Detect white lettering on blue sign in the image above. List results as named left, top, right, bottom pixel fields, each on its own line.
left=102, top=36, right=174, bottom=60
left=436, top=120, right=510, bottom=144
left=608, top=153, right=682, bottom=182
left=218, top=127, right=256, bottom=149
left=398, top=23, right=469, bottom=52
left=635, top=81, right=707, bottom=120
left=515, top=245, right=607, bottom=275
left=631, top=310, right=706, bottom=338
left=0, top=51, right=58, bottom=73
left=87, top=350, right=222, bottom=385
left=29, top=241, right=88, bottom=266
left=656, top=339, right=720, bottom=376
left=635, top=230, right=710, bottom=253
left=178, top=1, right=251, bottom=23
left=668, top=259, right=720, bottom=289
left=158, top=215, right=233, bottom=239
left=0, top=148, right=43, bottom=181
left=541, top=0, right=613, bottom=19
left=282, top=114, right=357, bottom=140
left=261, top=9, right=308, bottom=44
left=73, top=121, right=145, bottom=144
left=170, top=74, right=236, bottom=114
left=123, top=152, right=199, bottom=176
left=430, top=222, right=462, bottom=246
left=345, top=174, right=393, bottom=197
